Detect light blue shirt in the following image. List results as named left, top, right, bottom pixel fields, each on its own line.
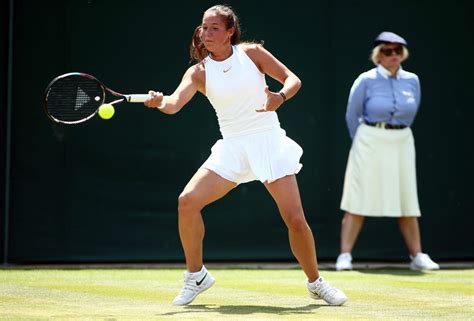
left=346, top=65, right=421, bottom=139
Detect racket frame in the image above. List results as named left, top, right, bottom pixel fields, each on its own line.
left=44, top=72, right=141, bottom=124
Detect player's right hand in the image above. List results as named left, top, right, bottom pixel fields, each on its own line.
left=144, top=90, right=164, bottom=108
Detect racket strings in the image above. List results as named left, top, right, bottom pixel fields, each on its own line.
left=46, top=76, right=104, bottom=123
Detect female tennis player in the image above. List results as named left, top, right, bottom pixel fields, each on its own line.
left=144, top=5, right=347, bottom=306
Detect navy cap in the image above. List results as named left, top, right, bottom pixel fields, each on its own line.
left=374, top=31, right=407, bottom=47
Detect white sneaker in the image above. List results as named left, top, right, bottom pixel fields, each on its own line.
left=172, top=266, right=216, bottom=305
left=410, top=253, right=440, bottom=270
left=335, top=252, right=353, bottom=271
left=307, top=277, right=348, bottom=306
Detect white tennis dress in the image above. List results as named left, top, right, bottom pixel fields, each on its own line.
left=200, top=45, right=302, bottom=184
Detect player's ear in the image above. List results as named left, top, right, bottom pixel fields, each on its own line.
left=228, top=27, right=235, bottom=40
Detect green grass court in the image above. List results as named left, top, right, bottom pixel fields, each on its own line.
left=1, top=267, right=472, bottom=320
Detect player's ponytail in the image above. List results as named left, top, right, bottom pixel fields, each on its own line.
left=190, top=25, right=207, bottom=62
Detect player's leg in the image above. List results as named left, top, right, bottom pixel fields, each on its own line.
left=178, top=168, right=237, bottom=272
left=263, top=175, right=318, bottom=280
left=173, top=168, right=236, bottom=305
left=264, top=174, right=347, bottom=305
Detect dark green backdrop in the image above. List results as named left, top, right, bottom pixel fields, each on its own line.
left=1, top=0, right=473, bottom=263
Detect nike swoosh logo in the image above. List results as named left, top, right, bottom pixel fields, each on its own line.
left=196, top=273, right=207, bottom=286
left=223, top=66, right=232, bottom=73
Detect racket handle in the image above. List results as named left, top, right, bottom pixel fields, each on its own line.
left=125, top=94, right=151, bottom=103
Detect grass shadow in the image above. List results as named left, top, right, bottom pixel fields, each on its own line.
left=160, top=303, right=335, bottom=316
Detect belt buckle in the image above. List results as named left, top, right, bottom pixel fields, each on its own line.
left=376, top=122, right=386, bottom=129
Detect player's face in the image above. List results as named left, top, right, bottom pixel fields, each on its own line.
left=201, top=13, right=234, bottom=52
left=379, top=44, right=403, bottom=70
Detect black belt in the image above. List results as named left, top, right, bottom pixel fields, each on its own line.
left=365, top=121, right=407, bottom=130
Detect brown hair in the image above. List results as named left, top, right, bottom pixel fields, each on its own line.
left=189, top=5, right=241, bottom=62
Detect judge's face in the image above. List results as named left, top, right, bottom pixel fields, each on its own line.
left=379, top=44, right=403, bottom=69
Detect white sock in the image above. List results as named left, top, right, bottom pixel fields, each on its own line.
left=187, top=265, right=206, bottom=277
left=308, top=276, right=323, bottom=287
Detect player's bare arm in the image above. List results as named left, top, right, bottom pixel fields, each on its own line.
left=145, top=64, right=204, bottom=114
left=243, top=44, right=301, bottom=112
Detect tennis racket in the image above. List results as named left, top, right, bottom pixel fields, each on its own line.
left=44, top=72, right=150, bottom=124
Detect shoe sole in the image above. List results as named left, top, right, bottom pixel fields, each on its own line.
left=172, top=278, right=216, bottom=306
left=329, top=297, right=348, bottom=306
left=309, top=292, right=348, bottom=306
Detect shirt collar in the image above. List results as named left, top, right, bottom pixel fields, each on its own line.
left=377, top=64, right=403, bottom=79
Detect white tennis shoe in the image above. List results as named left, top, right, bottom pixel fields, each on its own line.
left=307, top=276, right=348, bottom=306
left=335, top=252, right=353, bottom=271
left=410, top=253, right=440, bottom=270
left=172, top=266, right=215, bottom=306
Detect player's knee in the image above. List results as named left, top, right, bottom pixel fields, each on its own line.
left=285, top=212, right=309, bottom=233
left=177, top=191, right=202, bottom=213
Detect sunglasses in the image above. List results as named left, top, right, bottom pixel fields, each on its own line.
left=380, top=46, right=403, bottom=56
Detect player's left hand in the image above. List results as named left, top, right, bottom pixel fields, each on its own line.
left=256, top=86, right=284, bottom=112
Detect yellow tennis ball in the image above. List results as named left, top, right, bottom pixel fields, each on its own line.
left=98, top=104, right=115, bottom=120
